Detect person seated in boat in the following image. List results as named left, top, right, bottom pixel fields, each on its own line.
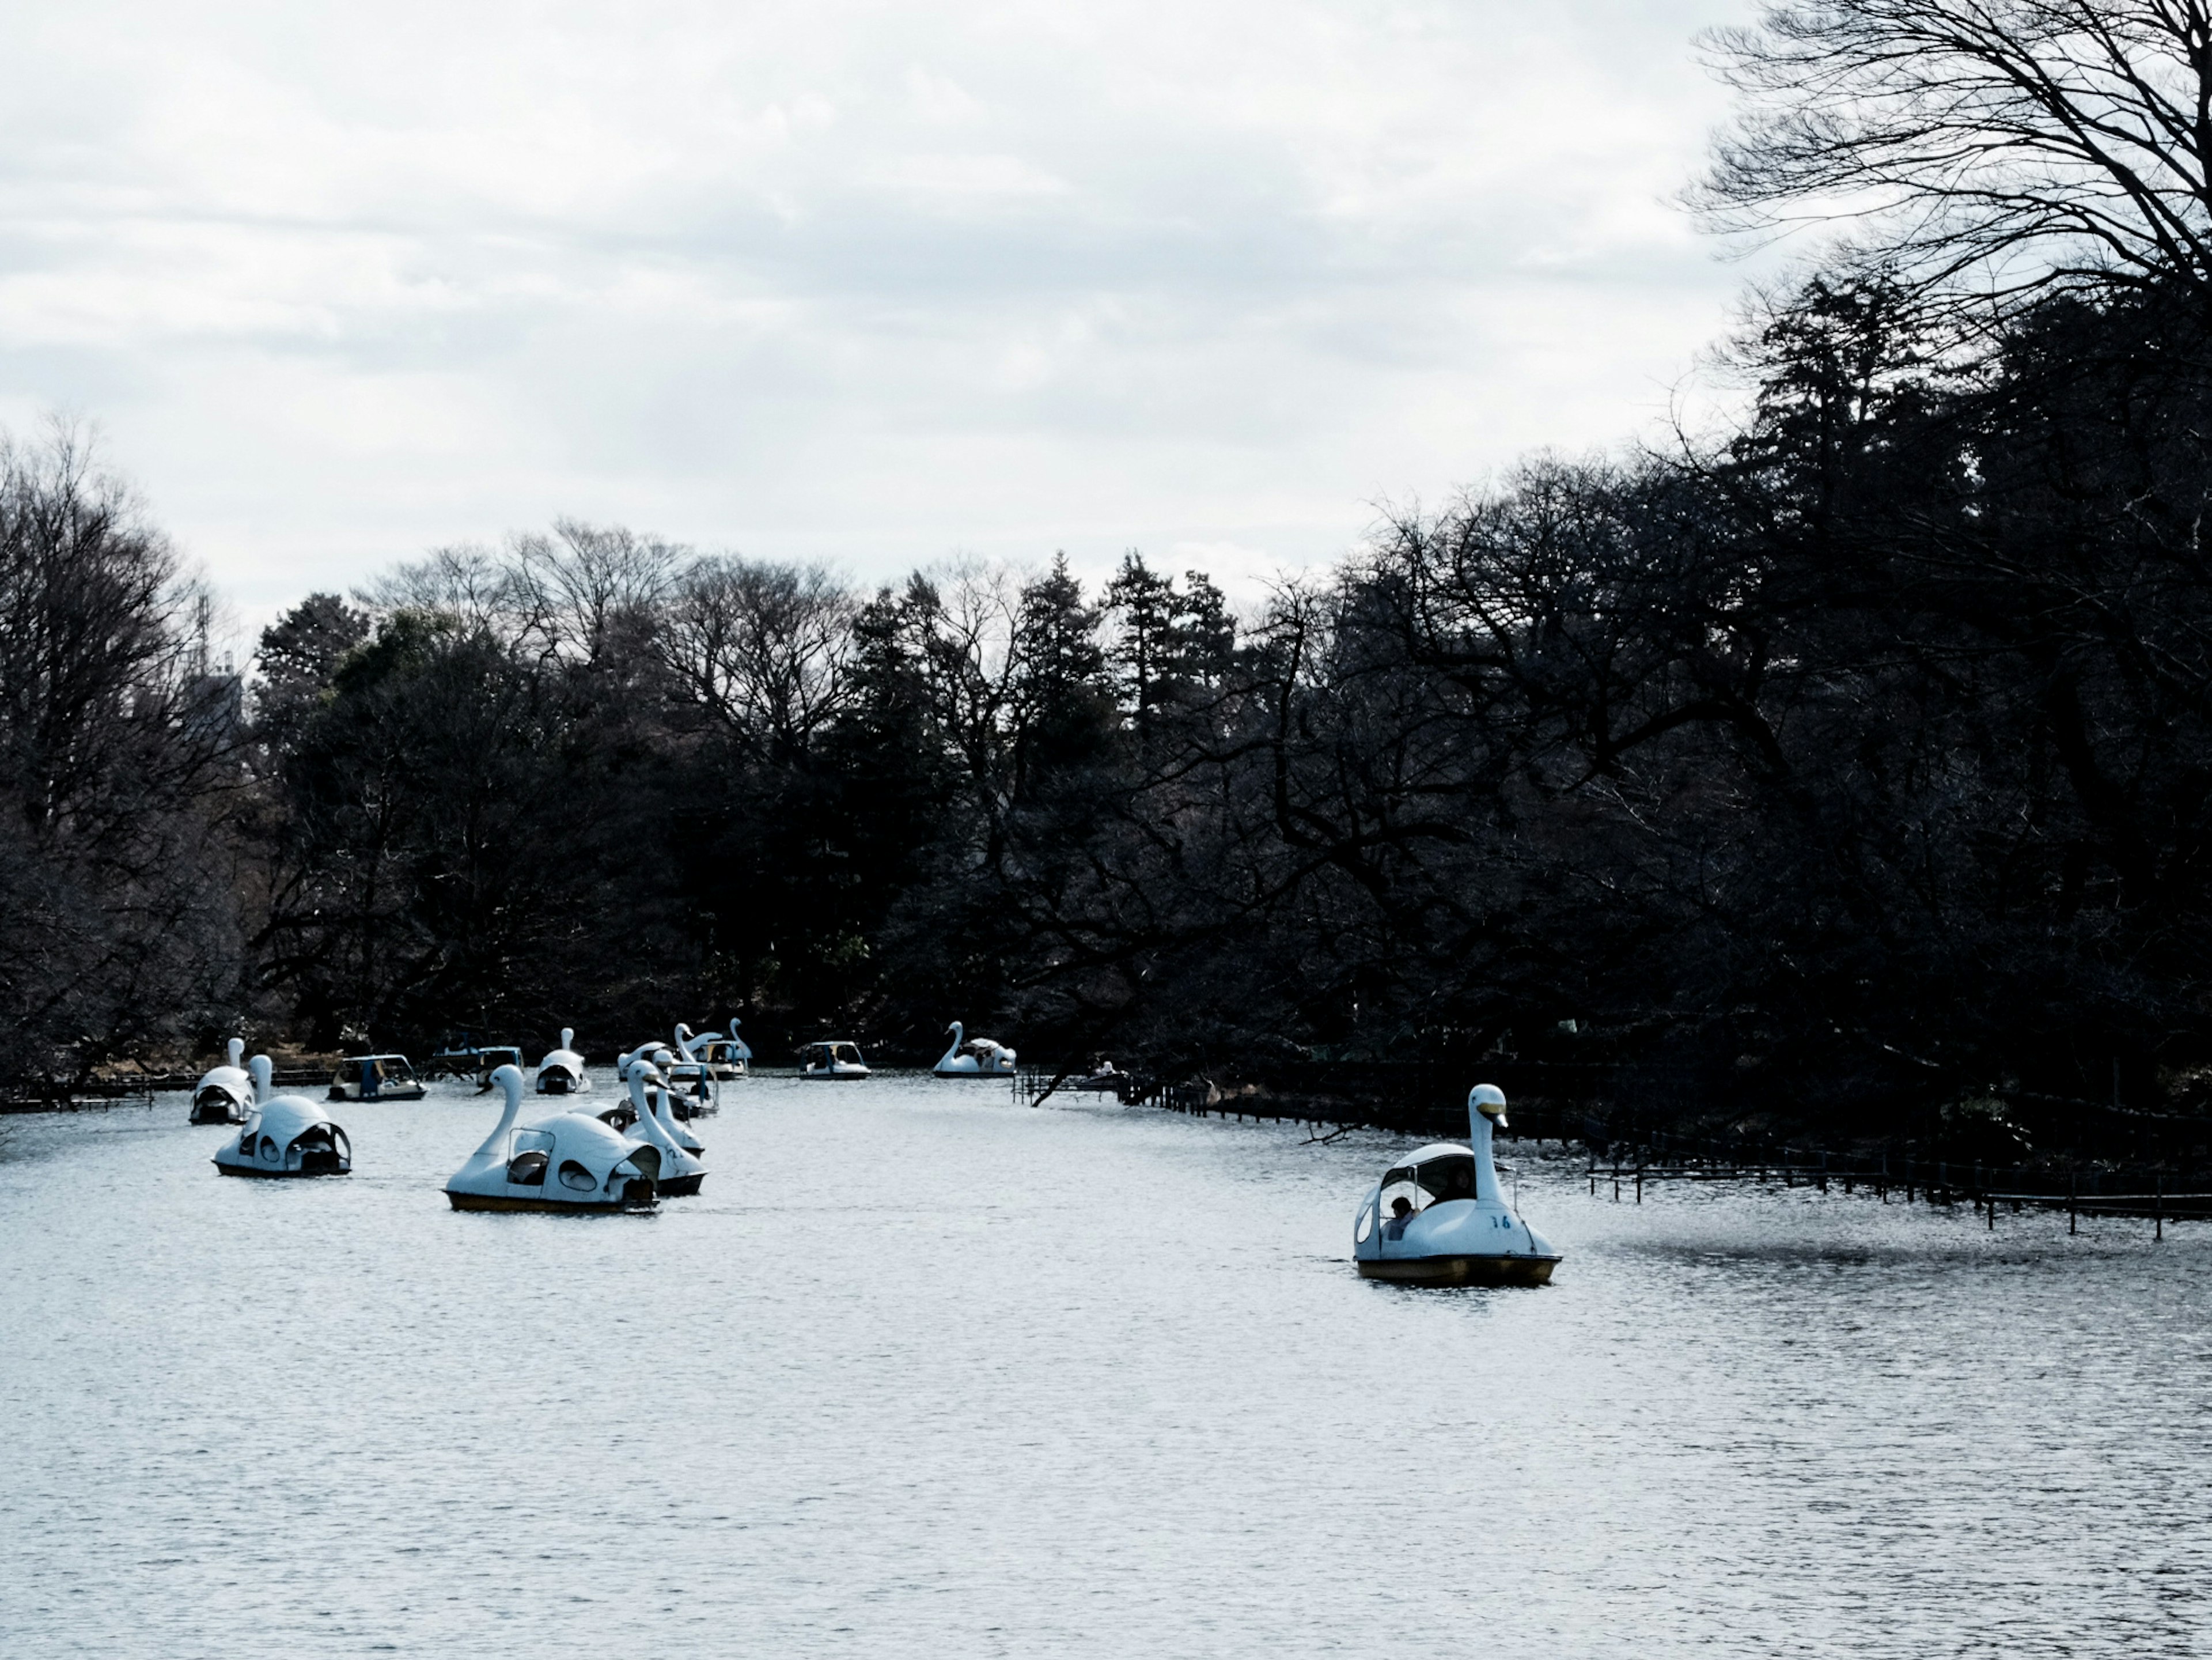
left=1390, top=1195, right=1414, bottom=1221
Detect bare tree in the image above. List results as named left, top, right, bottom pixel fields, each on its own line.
left=658, top=556, right=857, bottom=759
left=0, top=422, right=245, bottom=1082
left=1695, top=1, right=2212, bottom=306
left=513, top=519, right=684, bottom=665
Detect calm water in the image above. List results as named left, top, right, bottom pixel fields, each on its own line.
left=1, top=1075, right=2205, bottom=1658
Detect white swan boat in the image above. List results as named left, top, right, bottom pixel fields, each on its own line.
left=934, top=1021, right=1016, bottom=1078
left=327, top=1053, right=426, bottom=1102
left=798, top=1040, right=869, bottom=1079
left=445, top=1064, right=659, bottom=1212
left=623, top=1061, right=707, bottom=1196
left=214, top=1057, right=352, bottom=1178
left=190, top=1038, right=255, bottom=1124
left=603, top=1048, right=709, bottom=1147
left=636, top=1049, right=709, bottom=1152
left=535, top=1028, right=590, bottom=1095
left=692, top=1018, right=751, bottom=1080
left=663, top=1027, right=725, bottom=1116
left=1352, top=1084, right=1562, bottom=1287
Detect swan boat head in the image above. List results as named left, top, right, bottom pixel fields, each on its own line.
left=213, top=1057, right=352, bottom=1178
left=446, top=1064, right=659, bottom=1212
left=1351, top=1084, right=1561, bottom=1287
left=190, top=1036, right=255, bottom=1124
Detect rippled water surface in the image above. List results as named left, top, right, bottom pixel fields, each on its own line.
left=2, top=1075, right=2206, bottom=1658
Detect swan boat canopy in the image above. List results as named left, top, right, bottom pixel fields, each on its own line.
left=798, top=1041, right=869, bottom=1079
left=445, top=1064, right=660, bottom=1212
left=214, top=1057, right=352, bottom=1178
left=934, top=1022, right=1016, bottom=1077
left=622, top=1063, right=707, bottom=1196
left=535, top=1028, right=589, bottom=1096
left=1353, top=1084, right=1562, bottom=1287
left=190, top=1038, right=255, bottom=1124
left=327, top=1054, right=426, bottom=1102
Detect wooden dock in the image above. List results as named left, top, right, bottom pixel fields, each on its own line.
left=1, top=1064, right=336, bottom=1114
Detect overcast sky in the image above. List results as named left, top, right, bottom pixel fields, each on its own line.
left=0, top=0, right=1774, bottom=626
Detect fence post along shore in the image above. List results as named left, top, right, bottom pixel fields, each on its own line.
left=1010, top=1056, right=2212, bottom=1240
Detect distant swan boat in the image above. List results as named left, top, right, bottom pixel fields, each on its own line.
left=535, top=1028, right=590, bottom=1096
left=699, top=1017, right=752, bottom=1080
left=214, top=1057, right=352, bottom=1178
left=445, top=1064, right=658, bottom=1212
left=190, top=1037, right=255, bottom=1124
left=798, top=1041, right=869, bottom=1079
left=1352, top=1084, right=1561, bottom=1287
left=327, top=1053, right=425, bottom=1102
left=623, top=1061, right=707, bottom=1196
left=934, top=1021, right=1016, bottom=1077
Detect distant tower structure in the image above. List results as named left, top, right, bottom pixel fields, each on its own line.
left=181, top=592, right=243, bottom=746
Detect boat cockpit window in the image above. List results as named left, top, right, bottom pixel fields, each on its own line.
left=507, top=1128, right=554, bottom=1186
left=290, top=1124, right=347, bottom=1173
left=557, top=1159, right=598, bottom=1192
left=257, top=1135, right=279, bottom=1162
left=1379, top=1153, right=1477, bottom=1217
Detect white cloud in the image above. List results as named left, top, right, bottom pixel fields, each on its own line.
left=0, top=0, right=1772, bottom=625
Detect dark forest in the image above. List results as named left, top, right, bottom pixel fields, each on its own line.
left=10, top=1, right=2212, bottom=1151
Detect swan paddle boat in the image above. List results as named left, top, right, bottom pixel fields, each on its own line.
left=1353, top=1084, right=1561, bottom=1287
left=622, top=1062, right=707, bottom=1196
left=327, top=1053, right=426, bottom=1102
left=661, top=1027, right=724, bottom=1117
left=630, top=1048, right=709, bottom=1152
left=445, top=1064, right=660, bottom=1212
left=798, top=1040, right=869, bottom=1079
left=214, top=1057, right=352, bottom=1178
left=690, top=1018, right=751, bottom=1079
left=190, top=1038, right=256, bottom=1124
left=535, top=1028, right=590, bottom=1095
left=934, top=1022, right=1017, bottom=1078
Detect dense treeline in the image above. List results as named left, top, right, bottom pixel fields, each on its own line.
left=10, top=0, right=2212, bottom=1146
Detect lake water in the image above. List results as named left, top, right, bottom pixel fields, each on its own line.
left=1, top=1073, right=2205, bottom=1658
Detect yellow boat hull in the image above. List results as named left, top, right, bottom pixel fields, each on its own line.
left=444, top=1191, right=652, bottom=1213
left=1357, top=1254, right=1559, bottom=1287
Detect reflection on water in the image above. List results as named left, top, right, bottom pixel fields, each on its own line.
left=0, top=1077, right=2204, bottom=1658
